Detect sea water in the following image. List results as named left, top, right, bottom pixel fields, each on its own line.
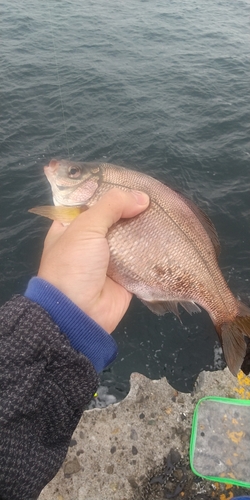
left=1, top=0, right=250, bottom=395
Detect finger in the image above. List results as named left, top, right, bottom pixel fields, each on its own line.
left=70, top=188, right=150, bottom=236
left=43, top=220, right=67, bottom=249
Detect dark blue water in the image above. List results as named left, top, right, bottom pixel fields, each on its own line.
left=1, top=0, right=250, bottom=396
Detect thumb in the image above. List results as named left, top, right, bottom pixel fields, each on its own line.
left=70, top=188, right=150, bottom=237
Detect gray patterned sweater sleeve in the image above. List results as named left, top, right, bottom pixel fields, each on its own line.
left=0, top=295, right=99, bottom=500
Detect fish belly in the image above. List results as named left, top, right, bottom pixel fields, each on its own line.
left=106, top=201, right=231, bottom=320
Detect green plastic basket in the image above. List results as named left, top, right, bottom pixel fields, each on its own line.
left=190, top=396, right=250, bottom=488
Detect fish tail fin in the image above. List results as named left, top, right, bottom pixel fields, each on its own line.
left=216, top=301, right=250, bottom=376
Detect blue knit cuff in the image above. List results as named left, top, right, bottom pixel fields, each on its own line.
left=24, top=277, right=118, bottom=373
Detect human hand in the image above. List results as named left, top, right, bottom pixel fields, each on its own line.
left=38, top=188, right=149, bottom=333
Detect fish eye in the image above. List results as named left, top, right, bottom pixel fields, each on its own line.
left=68, top=165, right=81, bottom=179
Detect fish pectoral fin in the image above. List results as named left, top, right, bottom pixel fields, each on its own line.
left=28, top=205, right=87, bottom=224
left=141, top=299, right=181, bottom=321
left=179, top=301, right=201, bottom=315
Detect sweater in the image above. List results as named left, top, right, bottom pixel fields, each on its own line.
left=0, top=279, right=118, bottom=500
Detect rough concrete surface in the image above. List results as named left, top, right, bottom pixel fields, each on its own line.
left=39, top=369, right=250, bottom=500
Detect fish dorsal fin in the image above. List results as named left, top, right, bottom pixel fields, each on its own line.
left=176, top=192, right=221, bottom=258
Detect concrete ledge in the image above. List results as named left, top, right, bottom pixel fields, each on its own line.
left=39, top=368, right=250, bottom=500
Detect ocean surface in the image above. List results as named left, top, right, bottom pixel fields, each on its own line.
left=1, top=0, right=250, bottom=397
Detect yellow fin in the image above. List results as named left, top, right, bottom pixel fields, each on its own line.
left=28, top=205, right=87, bottom=224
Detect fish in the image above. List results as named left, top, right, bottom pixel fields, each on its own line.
left=30, top=158, right=250, bottom=376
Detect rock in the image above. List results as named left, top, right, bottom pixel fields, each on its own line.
left=39, top=369, right=250, bottom=500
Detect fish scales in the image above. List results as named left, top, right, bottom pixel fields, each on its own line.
left=91, top=165, right=236, bottom=320
left=30, top=159, right=250, bottom=376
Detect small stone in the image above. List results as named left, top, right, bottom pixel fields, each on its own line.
left=69, top=439, right=77, bottom=447
left=64, top=457, right=81, bottom=476
left=111, top=427, right=120, bottom=435
left=130, top=429, right=138, bottom=440
left=147, top=419, right=156, bottom=425
left=106, top=464, right=114, bottom=474
left=110, top=482, right=118, bottom=491
left=139, top=413, right=145, bottom=419
left=110, top=446, right=116, bottom=454
left=128, top=476, right=138, bottom=489
left=132, top=445, right=138, bottom=455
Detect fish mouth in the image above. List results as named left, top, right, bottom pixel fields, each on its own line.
left=44, top=162, right=58, bottom=179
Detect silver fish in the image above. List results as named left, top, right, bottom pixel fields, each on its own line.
left=30, top=159, right=250, bottom=376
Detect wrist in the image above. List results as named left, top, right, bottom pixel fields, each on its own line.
left=24, top=277, right=118, bottom=372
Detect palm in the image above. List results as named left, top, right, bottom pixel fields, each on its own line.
left=58, top=236, right=132, bottom=332
left=38, top=189, right=149, bottom=334
left=94, top=277, right=132, bottom=332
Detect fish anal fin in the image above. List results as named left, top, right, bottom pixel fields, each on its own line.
left=141, top=299, right=181, bottom=321
left=237, top=300, right=250, bottom=320
left=28, top=205, right=87, bottom=224
left=176, top=192, right=221, bottom=258
left=179, top=301, right=201, bottom=315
